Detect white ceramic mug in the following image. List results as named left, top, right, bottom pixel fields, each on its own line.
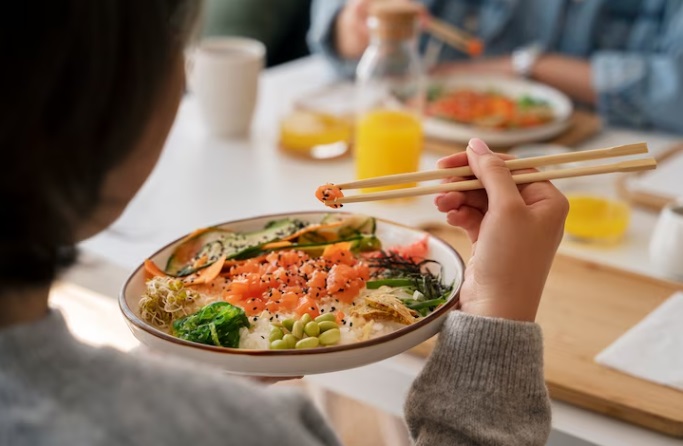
left=649, top=201, right=683, bottom=280
left=187, top=37, right=265, bottom=138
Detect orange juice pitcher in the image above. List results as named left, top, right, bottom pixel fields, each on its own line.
left=354, top=3, right=424, bottom=193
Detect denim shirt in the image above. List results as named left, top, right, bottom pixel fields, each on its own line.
left=309, top=0, right=683, bottom=133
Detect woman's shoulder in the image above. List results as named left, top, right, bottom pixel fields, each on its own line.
left=0, top=312, right=323, bottom=446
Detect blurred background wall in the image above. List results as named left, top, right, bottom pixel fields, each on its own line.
left=202, top=0, right=312, bottom=67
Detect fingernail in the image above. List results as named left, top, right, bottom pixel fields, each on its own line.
left=468, top=138, right=490, bottom=155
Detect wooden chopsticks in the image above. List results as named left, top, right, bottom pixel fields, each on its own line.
left=324, top=143, right=656, bottom=206
left=368, top=0, right=483, bottom=56
left=424, top=17, right=483, bottom=57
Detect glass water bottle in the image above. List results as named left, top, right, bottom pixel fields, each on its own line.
left=354, top=3, right=424, bottom=193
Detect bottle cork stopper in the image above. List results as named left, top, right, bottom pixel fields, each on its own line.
left=369, top=2, right=421, bottom=40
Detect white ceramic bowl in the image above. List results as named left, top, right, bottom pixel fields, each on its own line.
left=424, top=75, right=573, bottom=146
left=119, top=211, right=464, bottom=376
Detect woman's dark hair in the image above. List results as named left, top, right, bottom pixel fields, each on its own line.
left=1, top=1, right=200, bottom=290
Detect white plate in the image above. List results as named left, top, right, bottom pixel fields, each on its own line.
left=119, top=212, right=465, bottom=376
left=423, top=75, right=573, bottom=147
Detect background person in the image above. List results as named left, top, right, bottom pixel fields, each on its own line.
left=309, top=0, right=683, bottom=133
left=202, top=0, right=311, bottom=67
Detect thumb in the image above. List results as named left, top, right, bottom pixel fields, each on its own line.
left=466, top=138, right=523, bottom=208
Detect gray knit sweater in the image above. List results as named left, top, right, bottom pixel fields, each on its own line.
left=0, top=310, right=551, bottom=446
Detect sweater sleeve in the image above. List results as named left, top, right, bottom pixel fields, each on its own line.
left=592, top=51, right=683, bottom=133
left=590, top=6, right=683, bottom=134
left=404, top=311, right=552, bottom=446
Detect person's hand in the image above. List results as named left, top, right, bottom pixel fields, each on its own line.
left=434, top=138, right=568, bottom=322
left=335, top=0, right=429, bottom=60
left=335, top=0, right=372, bottom=60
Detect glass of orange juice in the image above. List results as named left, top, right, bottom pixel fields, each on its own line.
left=565, top=194, right=631, bottom=243
left=279, top=110, right=353, bottom=160
left=354, top=3, right=424, bottom=194
left=354, top=109, right=422, bottom=193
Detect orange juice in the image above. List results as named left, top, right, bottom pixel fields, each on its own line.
left=279, top=111, right=352, bottom=160
left=565, top=195, right=630, bottom=242
left=355, top=109, right=422, bottom=193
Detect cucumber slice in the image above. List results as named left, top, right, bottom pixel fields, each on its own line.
left=319, top=214, right=377, bottom=240
left=221, top=219, right=305, bottom=259
left=166, top=229, right=232, bottom=276
left=298, top=231, right=328, bottom=244
left=167, top=219, right=306, bottom=276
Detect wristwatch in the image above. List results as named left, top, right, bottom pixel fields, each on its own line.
left=511, top=43, right=544, bottom=78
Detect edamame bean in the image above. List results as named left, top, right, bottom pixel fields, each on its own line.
left=304, top=321, right=320, bottom=337
left=318, top=328, right=341, bottom=346
left=300, top=313, right=313, bottom=325
left=295, top=337, right=320, bottom=349
left=282, top=319, right=295, bottom=331
left=270, top=340, right=289, bottom=350
left=282, top=334, right=297, bottom=349
left=292, top=320, right=304, bottom=339
left=269, top=326, right=284, bottom=342
left=314, top=313, right=336, bottom=323
left=318, top=321, right=338, bottom=333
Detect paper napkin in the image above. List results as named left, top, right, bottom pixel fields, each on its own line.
left=595, top=292, right=683, bottom=391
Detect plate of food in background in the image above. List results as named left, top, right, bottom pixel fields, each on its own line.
left=423, top=75, right=573, bottom=146
left=120, top=212, right=464, bottom=376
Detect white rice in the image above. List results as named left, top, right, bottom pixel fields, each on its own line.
left=237, top=293, right=405, bottom=350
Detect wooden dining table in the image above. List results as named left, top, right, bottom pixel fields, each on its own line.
left=65, top=56, right=683, bottom=446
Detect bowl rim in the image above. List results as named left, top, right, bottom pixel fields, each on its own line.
left=119, top=211, right=464, bottom=357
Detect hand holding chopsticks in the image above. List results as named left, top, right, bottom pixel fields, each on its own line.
left=321, top=142, right=656, bottom=206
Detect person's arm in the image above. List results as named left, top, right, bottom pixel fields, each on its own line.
left=591, top=51, right=683, bottom=133
left=405, top=138, right=568, bottom=445
left=406, top=313, right=550, bottom=445
left=434, top=54, right=597, bottom=105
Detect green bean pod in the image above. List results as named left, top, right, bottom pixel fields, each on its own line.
left=292, top=320, right=305, bottom=339
left=269, top=326, right=284, bottom=342
left=282, top=319, right=295, bottom=332
left=318, top=321, right=338, bottom=333
left=295, top=337, right=320, bottom=349
left=318, top=328, right=341, bottom=346
left=304, top=321, right=320, bottom=337
left=282, top=334, right=297, bottom=349
left=270, top=340, right=289, bottom=350
left=314, top=313, right=336, bottom=323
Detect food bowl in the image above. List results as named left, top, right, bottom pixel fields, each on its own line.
left=119, top=211, right=464, bottom=376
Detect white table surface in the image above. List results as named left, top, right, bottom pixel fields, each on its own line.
left=71, top=56, right=683, bottom=446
